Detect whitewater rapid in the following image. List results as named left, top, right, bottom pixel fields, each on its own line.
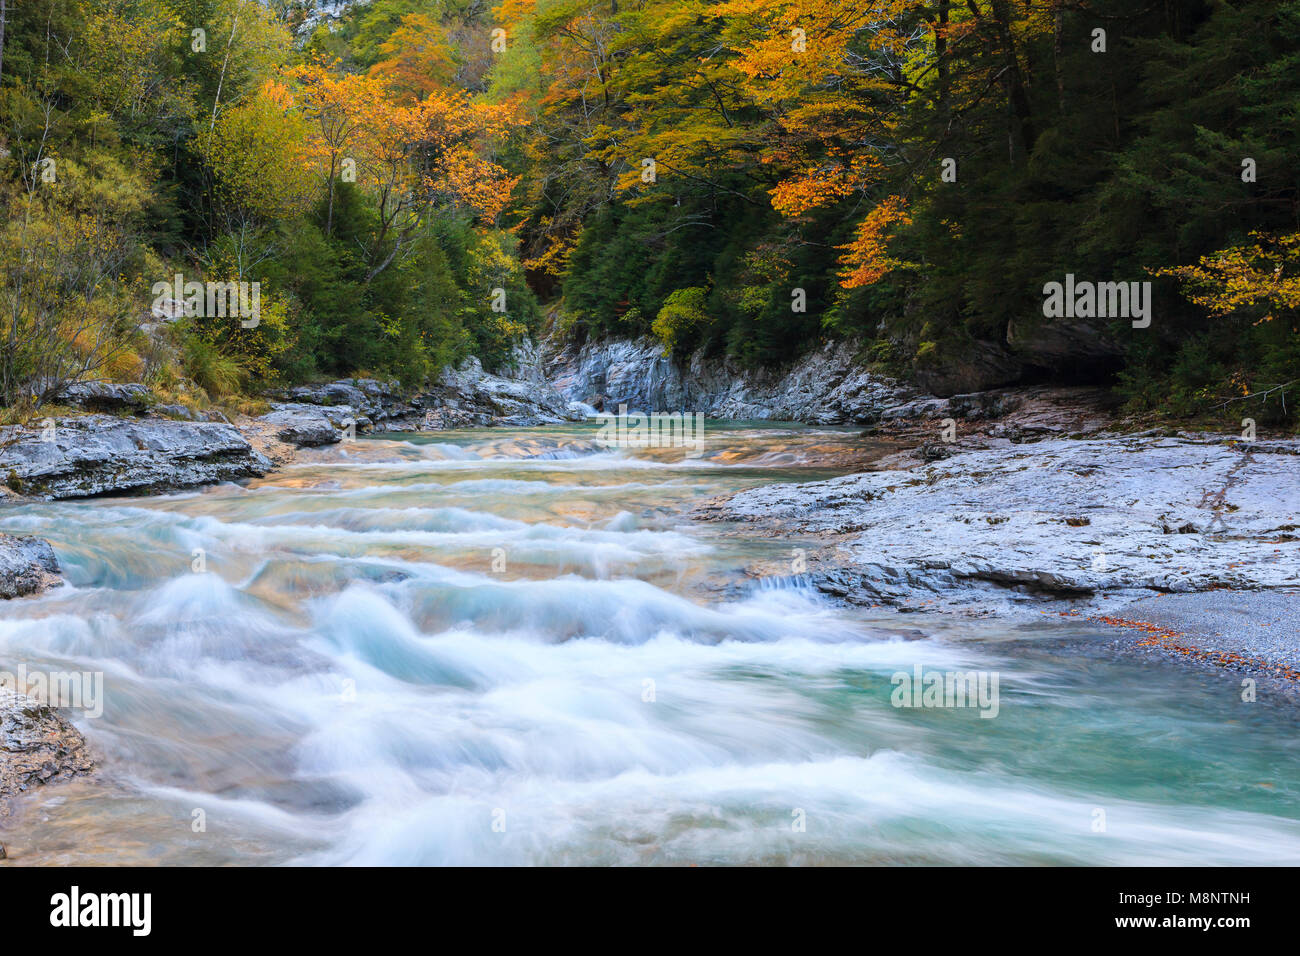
left=1, top=422, right=1298, bottom=865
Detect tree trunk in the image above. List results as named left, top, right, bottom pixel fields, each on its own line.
left=0, top=0, right=8, bottom=88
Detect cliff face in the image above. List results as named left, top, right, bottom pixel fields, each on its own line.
left=544, top=337, right=925, bottom=424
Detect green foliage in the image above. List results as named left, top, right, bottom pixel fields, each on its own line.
left=0, top=0, right=540, bottom=407
left=652, top=287, right=711, bottom=355
left=491, top=0, right=1300, bottom=422
left=180, top=325, right=244, bottom=399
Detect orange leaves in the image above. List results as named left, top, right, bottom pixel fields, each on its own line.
left=836, top=195, right=911, bottom=289
left=291, top=57, right=522, bottom=223
left=1091, top=614, right=1300, bottom=683
left=369, top=13, right=457, bottom=101
left=414, top=92, right=523, bottom=220
left=769, top=154, right=886, bottom=216
left=492, top=0, right=537, bottom=29
left=431, top=144, right=520, bottom=222
left=769, top=170, right=855, bottom=218
left=711, top=0, right=915, bottom=260
left=258, top=77, right=296, bottom=111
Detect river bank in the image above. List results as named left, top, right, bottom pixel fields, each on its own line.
left=699, top=424, right=1300, bottom=690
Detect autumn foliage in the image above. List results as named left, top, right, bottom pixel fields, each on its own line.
left=1, top=0, right=1296, bottom=419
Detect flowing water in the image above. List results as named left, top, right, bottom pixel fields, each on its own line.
left=1, top=421, right=1298, bottom=865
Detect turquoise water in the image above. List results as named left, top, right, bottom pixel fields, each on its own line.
left=0, top=422, right=1297, bottom=865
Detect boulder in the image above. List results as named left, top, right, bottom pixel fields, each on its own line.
left=0, top=534, right=62, bottom=599
left=947, top=390, right=1024, bottom=420
left=262, top=346, right=594, bottom=434
left=433, top=355, right=584, bottom=426
left=152, top=403, right=199, bottom=421
left=58, top=381, right=152, bottom=413
left=257, top=404, right=355, bottom=447
left=0, top=688, right=94, bottom=805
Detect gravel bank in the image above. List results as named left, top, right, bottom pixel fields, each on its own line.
left=1100, top=590, right=1300, bottom=686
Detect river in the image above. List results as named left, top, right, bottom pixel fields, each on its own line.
left=1, top=421, right=1298, bottom=865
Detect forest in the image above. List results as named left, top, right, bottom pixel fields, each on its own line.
left=1, top=0, right=1297, bottom=423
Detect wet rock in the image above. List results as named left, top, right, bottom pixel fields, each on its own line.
left=268, top=345, right=580, bottom=433
left=430, top=351, right=584, bottom=427
left=709, top=436, right=1300, bottom=617
left=0, top=415, right=271, bottom=499
left=417, top=405, right=488, bottom=430
left=258, top=404, right=353, bottom=447
left=0, top=688, right=93, bottom=809
left=0, top=534, right=62, bottom=599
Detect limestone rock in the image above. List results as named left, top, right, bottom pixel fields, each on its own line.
left=0, top=534, right=62, bottom=599
left=0, top=415, right=271, bottom=499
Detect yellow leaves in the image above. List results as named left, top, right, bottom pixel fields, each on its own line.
left=78, top=0, right=190, bottom=118
left=1156, top=232, right=1300, bottom=324
left=651, top=286, right=712, bottom=354
left=523, top=234, right=577, bottom=278
left=199, top=85, right=315, bottom=219
left=836, top=195, right=911, bottom=289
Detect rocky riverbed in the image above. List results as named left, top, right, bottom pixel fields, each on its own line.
left=253, top=347, right=587, bottom=451
left=0, top=345, right=592, bottom=809
left=1, top=342, right=1298, bottom=819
